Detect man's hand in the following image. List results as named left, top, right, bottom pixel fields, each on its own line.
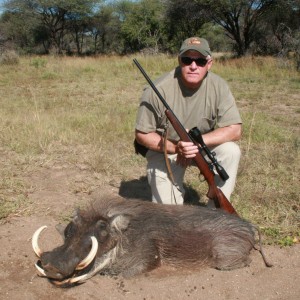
left=176, top=141, right=198, bottom=167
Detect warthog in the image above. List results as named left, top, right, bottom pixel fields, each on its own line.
left=32, top=197, right=271, bottom=287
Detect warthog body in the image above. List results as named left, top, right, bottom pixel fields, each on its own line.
left=34, top=197, right=262, bottom=286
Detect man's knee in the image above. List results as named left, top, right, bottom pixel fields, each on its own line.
left=214, top=142, right=241, bottom=165
left=228, top=142, right=241, bottom=159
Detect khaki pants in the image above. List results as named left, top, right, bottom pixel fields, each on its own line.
left=146, top=142, right=241, bottom=205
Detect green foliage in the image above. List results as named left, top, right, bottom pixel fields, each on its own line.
left=1, top=0, right=298, bottom=58
left=30, top=57, right=47, bottom=68
left=197, top=23, right=231, bottom=52
left=163, top=0, right=208, bottom=52
left=278, top=236, right=296, bottom=247
left=120, top=0, right=164, bottom=52
left=262, top=228, right=299, bottom=246
left=2, top=0, right=100, bottom=54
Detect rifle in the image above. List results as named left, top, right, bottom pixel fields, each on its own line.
left=133, top=58, right=238, bottom=215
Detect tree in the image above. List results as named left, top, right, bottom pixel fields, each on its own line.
left=0, top=9, right=38, bottom=53
left=197, top=0, right=277, bottom=56
left=262, top=0, right=300, bottom=54
left=89, top=4, right=122, bottom=54
left=163, top=0, right=208, bottom=53
left=164, top=0, right=277, bottom=56
left=1, top=0, right=299, bottom=57
left=119, top=0, right=164, bottom=53
left=64, top=0, right=102, bottom=55
left=3, top=0, right=99, bottom=54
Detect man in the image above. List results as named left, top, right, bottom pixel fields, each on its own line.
left=135, top=37, right=242, bottom=206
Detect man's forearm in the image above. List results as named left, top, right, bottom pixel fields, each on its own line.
left=135, top=130, right=178, bottom=154
left=202, top=124, right=242, bottom=148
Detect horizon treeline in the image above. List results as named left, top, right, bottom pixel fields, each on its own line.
left=0, top=0, right=299, bottom=61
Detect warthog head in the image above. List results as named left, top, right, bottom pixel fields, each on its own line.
left=32, top=207, right=128, bottom=287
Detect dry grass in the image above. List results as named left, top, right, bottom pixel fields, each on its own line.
left=0, top=54, right=299, bottom=244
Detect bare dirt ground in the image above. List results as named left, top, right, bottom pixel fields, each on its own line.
left=0, top=164, right=299, bottom=300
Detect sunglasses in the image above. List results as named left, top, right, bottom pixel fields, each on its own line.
left=181, top=57, right=208, bottom=67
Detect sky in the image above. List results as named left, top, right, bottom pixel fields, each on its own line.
left=0, top=0, right=5, bottom=13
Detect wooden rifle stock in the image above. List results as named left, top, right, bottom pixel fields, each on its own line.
left=133, top=58, right=238, bottom=215
left=166, top=111, right=237, bottom=215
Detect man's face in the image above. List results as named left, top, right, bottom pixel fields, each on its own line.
left=179, top=50, right=212, bottom=89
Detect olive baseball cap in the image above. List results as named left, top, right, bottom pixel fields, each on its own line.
left=179, top=37, right=212, bottom=57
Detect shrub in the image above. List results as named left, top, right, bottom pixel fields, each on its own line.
left=0, top=50, right=20, bottom=65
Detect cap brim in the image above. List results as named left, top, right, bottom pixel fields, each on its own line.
left=179, top=46, right=210, bottom=57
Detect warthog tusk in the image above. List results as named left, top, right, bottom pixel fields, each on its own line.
left=75, top=236, right=98, bottom=270
left=32, top=225, right=47, bottom=257
left=35, top=263, right=47, bottom=277
left=51, top=273, right=89, bottom=286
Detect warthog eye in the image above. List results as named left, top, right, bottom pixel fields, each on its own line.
left=95, top=220, right=109, bottom=240
left=100, top=230, right=108, bottom=237
left=96, top=220, right=107, bottom=230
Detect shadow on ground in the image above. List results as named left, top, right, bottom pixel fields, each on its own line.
left=118, top=176, right=204, bottom=206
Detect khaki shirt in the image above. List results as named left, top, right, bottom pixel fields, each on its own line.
left=135, top=67, right=242, bottom=141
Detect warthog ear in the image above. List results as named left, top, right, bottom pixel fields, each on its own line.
left=110, top=214, right=130, bottom=232
left=55, top=224, right=67, bottom=239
